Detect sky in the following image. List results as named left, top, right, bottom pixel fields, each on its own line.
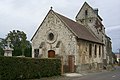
left=0, top=0, right=120, bottom=52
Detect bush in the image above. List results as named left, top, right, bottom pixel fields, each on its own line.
left=0, top=56, right=61, bottom=80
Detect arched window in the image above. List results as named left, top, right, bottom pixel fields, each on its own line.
left=99, top=46, right=101, bottom=57
left=85, top=10, right=88, bottom=16
left=89, top=44, right=92, bottom=57
left=94, top=45, right=97, bottom=58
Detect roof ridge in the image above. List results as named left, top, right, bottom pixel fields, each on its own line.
left=55, top=12, right=75, bottom=22
left=53, top=11, right=79, bottom=37
left=53, top=11, right=102, bottom=44
left=54, top=11, right=85, bottom=29
left=31, top=9, right=103, bottom=44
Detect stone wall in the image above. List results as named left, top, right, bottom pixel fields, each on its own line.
left=31, top=10, right=77, bottom=65
left=76, top=63, right=103, bottom=73
left=76, top=2, right=106, bottom=44
left=76, top=39, right=103, bottom=72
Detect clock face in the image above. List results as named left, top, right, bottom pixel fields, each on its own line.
left=46, top=30, right=57, bottom=43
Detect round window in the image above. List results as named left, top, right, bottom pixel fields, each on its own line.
left=46, top=30, right=57, bottom=43
left=48, top=33, right=54, bottom=41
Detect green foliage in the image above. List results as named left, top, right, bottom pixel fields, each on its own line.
left=5, top=30, right=32, bottom=57
left=0, top=56, right=61, bottom=80
left=24, top=47, right=32, bottom=57
left=0, top=39, right=5, bottom=55
left=0, top=48, right=4, bottom=55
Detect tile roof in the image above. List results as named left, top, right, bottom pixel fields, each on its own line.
left=31, top=9, right=103, bottom=44
left=54, top=11, right=102, bottom=44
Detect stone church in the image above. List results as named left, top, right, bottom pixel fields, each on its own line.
left=31, top=2, right=113, bottom=73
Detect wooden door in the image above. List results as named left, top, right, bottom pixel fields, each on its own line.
left=68, top=55, right=75, bottom=72
left=48, top=50, right=55, bottom=58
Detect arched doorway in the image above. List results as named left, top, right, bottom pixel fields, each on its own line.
left=48, top=50, right=55, bottom=58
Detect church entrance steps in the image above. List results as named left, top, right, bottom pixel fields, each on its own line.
left=62, top=73, right=83, bottom=77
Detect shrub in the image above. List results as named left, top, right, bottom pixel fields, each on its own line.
left=0, top=56, right=61, bottom=80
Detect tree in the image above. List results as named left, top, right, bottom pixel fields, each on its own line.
left=5, top=30, right=31, bottom=57
left=0, top=38, right=5, bottom=55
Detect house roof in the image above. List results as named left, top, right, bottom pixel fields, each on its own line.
left=54, top=11, right=102, bottom=44
left=31, top=9, right=103, bottom=44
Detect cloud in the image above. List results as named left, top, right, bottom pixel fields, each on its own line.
left=0, top=0, right=120, bottom=52
left=106, top=25, right=120, bottom=32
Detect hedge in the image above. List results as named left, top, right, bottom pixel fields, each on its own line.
left=0, top=56, right=61, bottom=80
